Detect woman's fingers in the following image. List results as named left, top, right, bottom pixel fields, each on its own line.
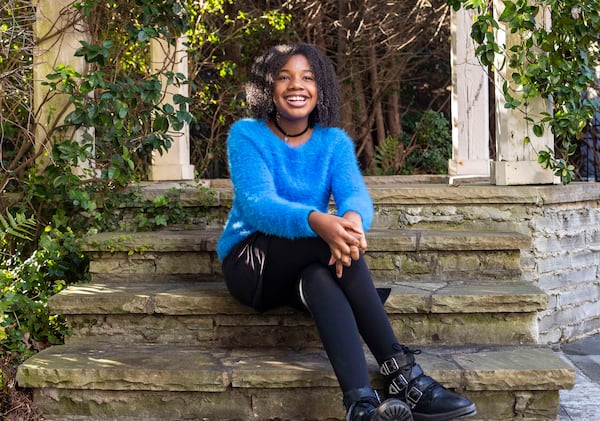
left=335, top=260, right=343, bottom=278
left=357, top=235, right=367, bottom=253
left=349, top=245, right=360, bottom=261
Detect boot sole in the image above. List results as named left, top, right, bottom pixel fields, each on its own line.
left=412, top=403, right=477, bottom=421
left=372, top=398, right=414, bottom=421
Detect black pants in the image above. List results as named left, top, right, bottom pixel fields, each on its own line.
left=222, top=232, right=399, bottom=392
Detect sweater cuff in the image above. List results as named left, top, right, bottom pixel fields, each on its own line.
left=303, top=209, right=319, bottom=237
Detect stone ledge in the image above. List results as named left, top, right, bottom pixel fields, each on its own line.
left=81, top=228, right=530, bottom=253
left=17, top=343, right=575, bottom=393
left=49, top=280, right=547, bottom=316
left=133, top=177, right=600, bottom=207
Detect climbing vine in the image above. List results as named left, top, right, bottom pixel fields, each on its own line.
left=449, top=0, right=600, bottom=184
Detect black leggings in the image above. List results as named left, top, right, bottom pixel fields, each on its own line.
left=222, top=233, right=399, bottom=392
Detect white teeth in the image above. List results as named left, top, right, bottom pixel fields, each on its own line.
left=287, top=96, right=307, bottom=101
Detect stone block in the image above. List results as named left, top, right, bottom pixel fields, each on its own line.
left=557, top=283, right=600, bottom=307
left=17, top=344, right=231, bottom=392
left=453, top=347, right=575, bottom=391
left=33, top=388, right=254, bottom=420
left=537, top=267, right=597, bottom=290
left=463, top=390, right=560, bottom=420
left=389, top=313, right=538, bottom=345
left=534, top=232, right=587, bottom=254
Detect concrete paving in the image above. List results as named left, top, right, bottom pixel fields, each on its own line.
left=557, top=333, right=600, bottom=420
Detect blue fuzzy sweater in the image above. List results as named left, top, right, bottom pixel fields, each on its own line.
left=216, top=118, right=374, bottom=261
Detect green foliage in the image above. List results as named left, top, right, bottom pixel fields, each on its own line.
left=372, top=111, right=451, bottom=175
left=373, top=136, right=406, bottom=176
left=186, top=1, right=293, bottom=177
left=0, top=211, right=36, bottom=243
left=0, top=212, right=80, bottom=356
left=0, top=0, right=213, bottom=361
left=449, top=0, right=600, bottom=184
left=402, top=111, right=452, bottom=174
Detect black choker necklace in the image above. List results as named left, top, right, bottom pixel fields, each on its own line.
left=273, top=119, right=310, bottom=142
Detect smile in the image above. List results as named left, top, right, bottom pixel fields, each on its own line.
left=285, top=95, right=309, bottom=104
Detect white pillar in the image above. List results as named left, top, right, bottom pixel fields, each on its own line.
left=491, top=1, right=557, bottom=185
left=148, top=37, right=195, bottom=181
left=449, top=8, right=491, bottom=177
left=33, top=0, right=89, bottom=168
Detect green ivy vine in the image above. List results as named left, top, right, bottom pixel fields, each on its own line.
left=449, top=0, right=600, bottom=184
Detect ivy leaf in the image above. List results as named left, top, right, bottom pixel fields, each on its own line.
left=153, top=115, right=169, bottom=132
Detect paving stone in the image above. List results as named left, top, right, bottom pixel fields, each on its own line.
left=454, top=347, right=575, bottom=391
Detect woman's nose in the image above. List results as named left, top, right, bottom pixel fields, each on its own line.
left=288, top=76, right=303, bottom=89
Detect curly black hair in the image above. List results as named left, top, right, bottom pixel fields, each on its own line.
left=245, top=43, right=341, bottom=127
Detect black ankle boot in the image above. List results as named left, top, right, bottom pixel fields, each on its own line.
left=380, top=346, right=476, bottom=421
left=344, top=386, right=414, bottom=421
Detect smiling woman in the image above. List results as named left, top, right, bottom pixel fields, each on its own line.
left=216, top=43, right=476, bottom=421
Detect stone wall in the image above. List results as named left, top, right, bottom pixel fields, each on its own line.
left=529, top=196, right=600, bottom=343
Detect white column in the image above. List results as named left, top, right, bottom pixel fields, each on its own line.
left=491, top=0, right=557, bottom=185
left=148, top=37, right=195, bottom=181
left=33, top=0, right=90, bottom=169
left=449, top=8, right=491, bottom=177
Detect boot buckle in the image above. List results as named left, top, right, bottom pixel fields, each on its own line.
left=380, top=357, right=401, bottom=376
left=406, top=386, right=423, bottom=408
left=388, top=373, right=409, bottom=395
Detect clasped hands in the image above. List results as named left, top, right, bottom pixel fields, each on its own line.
left=308, top=211, right=367, bottom=278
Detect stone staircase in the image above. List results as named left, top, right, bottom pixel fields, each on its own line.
left=17, top=179, right=576, bottom=420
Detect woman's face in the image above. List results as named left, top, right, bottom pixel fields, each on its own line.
left=272, top=54, right=318, bottom=122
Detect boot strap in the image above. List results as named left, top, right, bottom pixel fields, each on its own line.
left=342, top=386, right=380, bottom=410
left=380, top=354, right=412, bottom=376
left=388, top=374, right=424, bottom=407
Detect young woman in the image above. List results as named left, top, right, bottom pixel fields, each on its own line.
left=217, top=43, right=476, bottom=421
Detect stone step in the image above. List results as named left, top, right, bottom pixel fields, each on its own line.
left=16, top=341, right=575, bottom=420
left=83, top=228, right=530, bottom=283
left=50, top=280, right=546, bottom=346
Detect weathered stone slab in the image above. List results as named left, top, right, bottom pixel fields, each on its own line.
left=29, top=387, right=562, bottom=420
left=50, top=284, right=156, bottom=314
left=83, top=228, right=529, bottom=254
left=18, top=344, right=575, bottom=392
left=33, top=388, right=256, bottom=420
left=49, top=280, right=547, bottom=346
left=50, top=280, right=546, bottom=316
left=89, top=252, right=216, bottom=276
left=454, top=347, right=576, bottom=391
left=222, top=349, right=339, bottom=389
left=82, top=229, right=221, bottom=252
left=366, top=250, right=523, bottom=282
left=17, top=343, right=230, bottom=392
left=367, top=229, right=530, bottom=252
left=428, top=282, right=547, bottom=313
left=63, top=311, right=537, bottom=347
left=389, top=313, right=539, bottom=345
